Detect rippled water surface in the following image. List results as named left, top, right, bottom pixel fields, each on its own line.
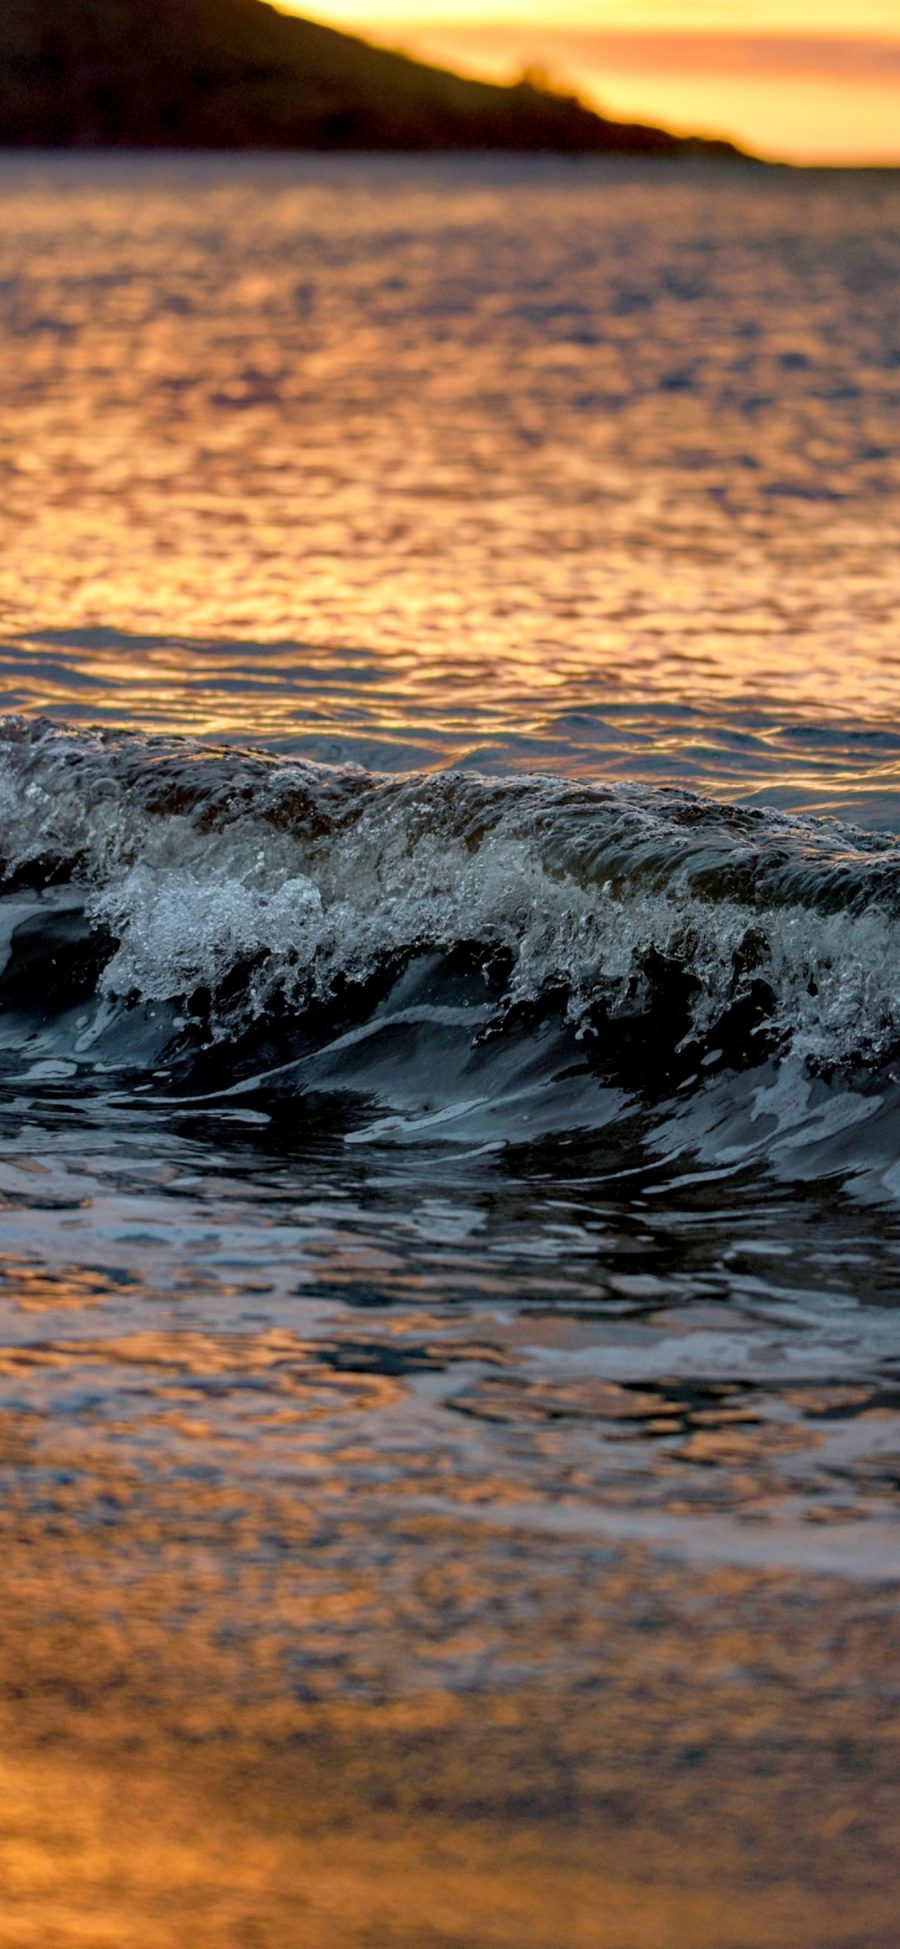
left=1, top=157, right=900, bottom=1948
left=2, top=156, right=900, bottom=806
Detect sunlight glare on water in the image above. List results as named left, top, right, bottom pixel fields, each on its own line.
left=0, top=156, right=898, bottom=812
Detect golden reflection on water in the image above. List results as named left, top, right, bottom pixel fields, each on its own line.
left=1, top=158, right=899, bottom=776
left=2, top=1297, right=899, bottom=1949
left=1, top=1212, right=899, bottom=1946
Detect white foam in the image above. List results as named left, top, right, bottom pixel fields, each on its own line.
left=5, top=722, right=900, bottom=1075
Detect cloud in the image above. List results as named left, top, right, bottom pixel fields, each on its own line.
left=570, top=31, right=900, bottom=79
left=400, top=26, right=900, bottom=84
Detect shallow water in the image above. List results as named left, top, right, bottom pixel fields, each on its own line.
left=1, top=156, right=900, bottom=1946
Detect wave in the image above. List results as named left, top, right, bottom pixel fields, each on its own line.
left=4, top=715, right=900, bottom=1191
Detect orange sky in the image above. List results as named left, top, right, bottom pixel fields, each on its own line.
left=278, top=1, right=900, bottom=162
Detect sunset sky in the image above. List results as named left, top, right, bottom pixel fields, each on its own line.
left=278, top=0, right=900, bottom=162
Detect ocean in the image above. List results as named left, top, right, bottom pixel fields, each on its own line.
left=1, top=155, right=899, bottom=1946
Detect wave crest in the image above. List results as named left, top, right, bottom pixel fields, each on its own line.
left=1, top=717, right=900, bottom=1177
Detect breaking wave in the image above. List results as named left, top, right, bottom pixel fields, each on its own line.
left=4, top=716, right=900, bottom=1193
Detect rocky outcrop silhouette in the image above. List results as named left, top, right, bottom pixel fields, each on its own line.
left=0, top=0, right=750, bottom=155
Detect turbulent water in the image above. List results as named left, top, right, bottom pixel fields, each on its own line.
left=2, top=157, right=900, bottom=1947
left=9, top=714, right=900, bottom=1184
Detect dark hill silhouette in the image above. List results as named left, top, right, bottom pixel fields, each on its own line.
left=0, top=0, right=749, bottom=156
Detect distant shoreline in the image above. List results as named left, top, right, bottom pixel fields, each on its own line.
left=2, top=147, right=898, bottom=174
left=0, top=143, right=770, bottom=160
